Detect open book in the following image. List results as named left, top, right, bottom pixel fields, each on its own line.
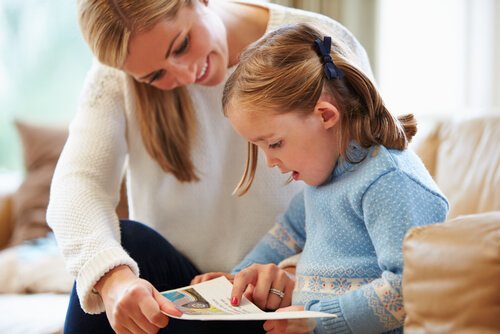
left=160, top=276, right=336, bottom=321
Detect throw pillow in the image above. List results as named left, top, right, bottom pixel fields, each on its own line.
left=9, top=120, right=68, bottom=246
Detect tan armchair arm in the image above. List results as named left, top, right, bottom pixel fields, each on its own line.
left=0, top=194, right=14, bottom=250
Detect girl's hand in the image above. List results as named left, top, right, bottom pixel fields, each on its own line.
left=231, top=263, right=295, bottom=311
left=263, top=305, right=317, bottom=334
left=95, top=265, right=182, bottom=334
left=190, top=272, right=234, bottom=284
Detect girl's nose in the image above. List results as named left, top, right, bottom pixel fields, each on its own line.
left=265, top=153, right=279, bottom=169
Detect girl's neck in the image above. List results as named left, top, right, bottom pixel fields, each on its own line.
left=213, top=0, right=269, bottom=67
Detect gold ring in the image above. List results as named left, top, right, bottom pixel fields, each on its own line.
left=269, top=288, right=285, bottom=299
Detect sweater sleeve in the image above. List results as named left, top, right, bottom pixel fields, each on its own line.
left=231, top=190, right=306, bottom=274
left=306, top=170, right=449, bottom=334
left=46, top=61, right=139, bottom=314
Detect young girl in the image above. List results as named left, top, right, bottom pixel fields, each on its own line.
left=222, top=24, right=449, bottom=333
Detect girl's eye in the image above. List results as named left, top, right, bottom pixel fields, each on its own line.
left=173, top=36, right=189, bottom=56
left=148, top=69, right=166, bottom=84
left=269, top=140, right=282, bottom=149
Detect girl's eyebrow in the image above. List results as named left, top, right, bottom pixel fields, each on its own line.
left=138, top=31, right=181, bottom=81
left=250, top=133, right=274, bottom=143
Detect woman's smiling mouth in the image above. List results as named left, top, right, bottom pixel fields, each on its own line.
left=196, top=56, right=210, bottom=82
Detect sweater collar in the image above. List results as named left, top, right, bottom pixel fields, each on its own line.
left=332, top=141, right=369, bottom=179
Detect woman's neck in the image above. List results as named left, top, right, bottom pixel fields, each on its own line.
left=213, top=0, right=269, bottom=67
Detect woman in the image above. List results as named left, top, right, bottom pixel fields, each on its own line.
left=47, top=0, right=374, bottom=333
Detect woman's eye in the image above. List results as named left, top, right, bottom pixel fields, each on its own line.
left=269, top=140, right=282, bottom=149
left=148, top=69, right=166, bottom=84
left=173, top=36, right=189, bottom=56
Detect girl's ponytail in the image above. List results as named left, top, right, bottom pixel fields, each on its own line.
left=328, top=60, right=417, bottom=156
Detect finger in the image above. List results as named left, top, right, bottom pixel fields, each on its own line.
left=266, top=271, right=289, bottom=311
left=190, top=274, right=203, bottom=284
left=121, top=296, right=159, bottom=334
left=263, top=319, right=275, bottom=332
left=243, top=284, right=255, bottom=303
left=279, top=278, right=295, bottom=308
left=264, top=319, right=287, bottom=333
left=286, top=318, right=317, bottom=333
left=111, top=299, right=149, bottom=334
left=251, top=273, right=273, bottom=309
left=191, top=273, right=215, bottom=284
left=191, top=272, right=232, bottom=284
left=116, top=315, right=148, bottom=334
left=266, top=288, right=284, bottom=311
left=113, top=324, right=135, bottom=334
left=139, top=291, right=169, bottom=329
left=155, top=290, right=183, bottom=318
left=130, top=312, right=160, bottom=334
left=231, top=269, right=257, bottom=306
left=253, top=265, right=282, bottom=310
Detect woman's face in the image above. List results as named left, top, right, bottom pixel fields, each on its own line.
left=123, top=1, right=228, bottom=90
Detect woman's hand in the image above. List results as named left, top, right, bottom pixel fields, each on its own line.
left=190, top=272, right=234, bottom=284
left=231, top=263, right=295, bottom=311
left=95, top=265, right=182, bottom=334
left=263, top=305, right=317, bottom=334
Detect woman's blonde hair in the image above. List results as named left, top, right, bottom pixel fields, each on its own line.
left=222, top=23, right=417, bottom=196
left=78, top=0, right=199, bottom=182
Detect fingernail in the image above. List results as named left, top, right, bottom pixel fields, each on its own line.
left=231, top=296, right=238, bottom=305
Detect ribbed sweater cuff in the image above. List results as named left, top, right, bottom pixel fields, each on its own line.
left=76, top=247, right=140, bottom=314
left=306, top=298, right=351, bottom=334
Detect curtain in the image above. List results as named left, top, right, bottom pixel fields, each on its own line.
left=271, top=0, right=379, bottom=78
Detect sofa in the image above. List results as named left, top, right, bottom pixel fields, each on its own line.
left=403, top=115, right=500, bottom=333
left=0, top=120, right=128, bottom=334
left=0, top=115, right=498, bottom=333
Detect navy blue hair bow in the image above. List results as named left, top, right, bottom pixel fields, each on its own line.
left=314, top=36, right=344, bottom=80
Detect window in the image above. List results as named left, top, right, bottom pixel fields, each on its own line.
left=0, top=0, right=91, bottom=172
left=376, top=0, right=500, bottom=119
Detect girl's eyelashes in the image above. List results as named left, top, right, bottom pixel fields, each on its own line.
left=148, top=69, right=166, bottom=84
left=268, top=140, right=282, bottom=149
left=173, top=36, right=190, bottom=56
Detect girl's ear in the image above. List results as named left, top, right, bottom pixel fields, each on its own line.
left=314, top=100, right=340, bottom=130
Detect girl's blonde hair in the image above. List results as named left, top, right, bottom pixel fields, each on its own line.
left=78, top=0, right=199, bottom=182
left=222, top=23, right=417, bottom=196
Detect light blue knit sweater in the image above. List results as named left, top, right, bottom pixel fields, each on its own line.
left=232, top=143, right=449, bottom=333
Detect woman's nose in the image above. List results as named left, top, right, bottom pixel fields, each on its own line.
left=169, top=62, right=196, bottom=86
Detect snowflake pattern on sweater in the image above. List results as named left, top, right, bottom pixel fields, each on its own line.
left=232, top=144, right=449, bottom=334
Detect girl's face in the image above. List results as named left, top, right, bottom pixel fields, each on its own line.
left=228, top=98, right=341, bottom=186
left=123, top=1, right=228, bottom=90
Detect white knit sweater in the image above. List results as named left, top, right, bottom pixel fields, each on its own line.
left=47, top=1, right=373, bottom=314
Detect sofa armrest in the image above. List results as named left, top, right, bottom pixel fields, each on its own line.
left=0, top=194, right=14, bottom=250
left=402, top=211, right=500, bottom=333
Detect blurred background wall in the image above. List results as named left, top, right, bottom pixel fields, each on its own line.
left=0, top=0, right=91, bottom=174
left=1, top=0, right=499, bottom=178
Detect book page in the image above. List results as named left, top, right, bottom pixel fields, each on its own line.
left=160, top=276, right=336, bottom=321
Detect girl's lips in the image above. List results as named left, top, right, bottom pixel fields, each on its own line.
left=292, top=171, right=299, bottom=180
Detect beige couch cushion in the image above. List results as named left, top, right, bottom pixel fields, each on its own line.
left=403, top=211, right=500, bottom=333
left=414, top=116, right=500, bottom=219
left=9, top=121, right=68, bottom=246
